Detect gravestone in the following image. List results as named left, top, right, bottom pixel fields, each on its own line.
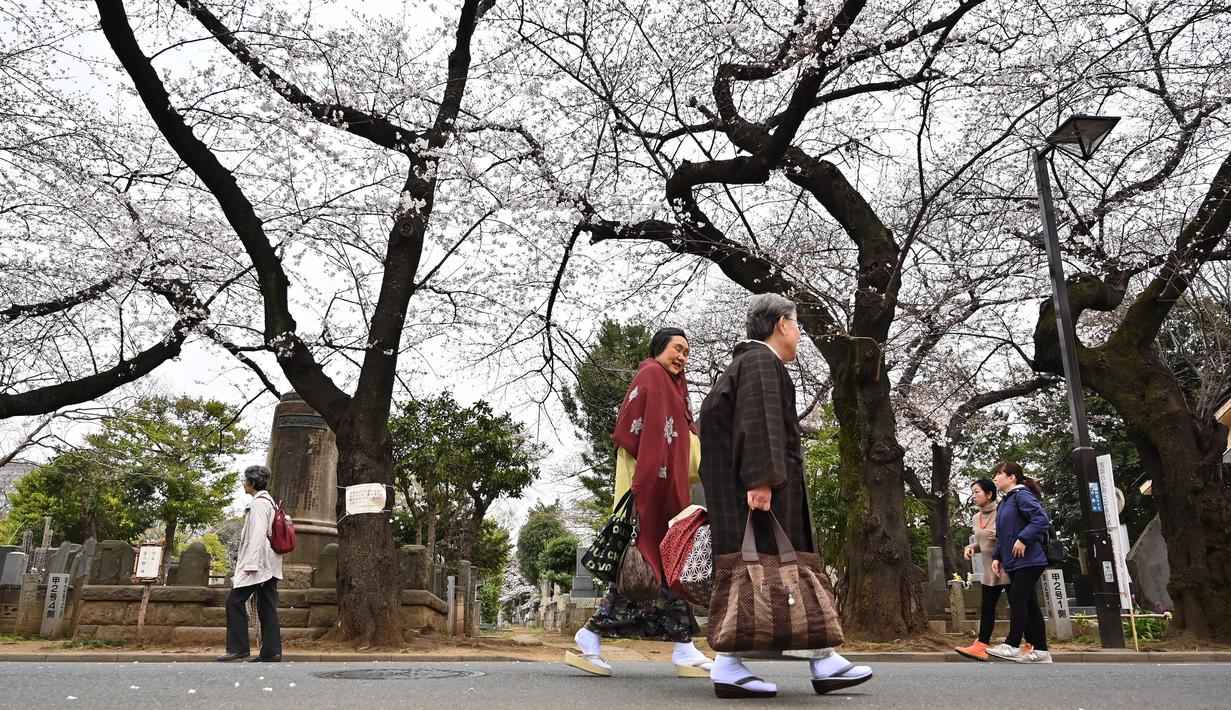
left=75, top=539, right=96, bottom=582
left=63, top=548, right=80, bottom=579
left=1127, top=515, right=1173, bottom=610
left=313, top=543, right=338, bottom=589
left=14, top=572, right=42, bottom=636
left=456, top=560, right=473, bottom=636
left=265, top=391, right=339, bottom=583
left=28, top=518, right=53, bottom=573
left=1, top=551, right=28, bottom=586
left=571, top=545, right=598, bottom=598
left=19, top=530, right=33, bottom=556
left=171, top=541, right=211, bottom=587
left=0, top=546, right=16, bottom=561
left=45, top=545, right=75, bottom=576
left=398, top=545, right=427, bottom=590
left=64, top=539, right=97, bottom=640
left=432, top=561, right=445, bottom=599
left=926, top=547, right=945, bottom=588
left=89, top=541, right=136, bottom=585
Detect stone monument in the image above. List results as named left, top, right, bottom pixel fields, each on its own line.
left=89, top=541, right=135, bottom=585
left=571, top=545, right=598, bottom=598
left=171, top=541, right=211, bottom=587
left=1127, top=516, right=1173, bottom=611
left=266, top=391, right=339, bottom=587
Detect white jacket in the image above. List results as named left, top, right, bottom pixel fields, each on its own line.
left=233, top=490, right=284, bottom=588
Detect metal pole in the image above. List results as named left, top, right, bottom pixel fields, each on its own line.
left=1033, top=148, right=1126, bottom=648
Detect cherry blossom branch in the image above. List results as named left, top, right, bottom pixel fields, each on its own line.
left=96, top=0, right=352, bottom=420
left=172, top=0, right=425, bottom=153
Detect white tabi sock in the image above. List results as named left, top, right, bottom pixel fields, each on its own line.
left=574, top=628, right=611, bottom=670
left=710, top=654, right=776, bottom=693
left=671, top=641, right=712, bottom=668
left=810, top=652, right=871, bottom=679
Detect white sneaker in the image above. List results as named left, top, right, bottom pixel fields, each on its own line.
left=1013, top=649, right=1053, bottom=664
left=985, top=643, right=1021, bottom=661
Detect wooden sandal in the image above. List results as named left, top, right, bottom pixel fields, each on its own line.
left=675, top=658, right=714, bottom=678
left=713, top=675, right=776, bottom=699
left=563, top=650, right=612, bottom=677
left=810, top=662, right=872, bottom=694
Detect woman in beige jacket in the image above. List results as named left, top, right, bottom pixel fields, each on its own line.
left=217, top=465, right=283, bottom=662
left=955, top=478, right=1014, bottom=662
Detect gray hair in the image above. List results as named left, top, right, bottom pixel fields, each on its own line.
left=243, top=465, right=272, bottom=491
left=745, top=293, right=796, bottom=340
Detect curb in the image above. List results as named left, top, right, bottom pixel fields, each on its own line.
left=1, top=651, right=1228, bottom=663
left=0, top=653, right=531, bottom=663
left=840, top=651, right=1231, bottom=663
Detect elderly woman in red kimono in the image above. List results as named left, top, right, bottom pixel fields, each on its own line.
left=564, top=328, right=714, bottom=679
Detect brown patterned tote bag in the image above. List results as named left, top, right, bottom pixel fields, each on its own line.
left=706, top=511, right=843, bottom=652
left=617, top=527, right=662, bottom=601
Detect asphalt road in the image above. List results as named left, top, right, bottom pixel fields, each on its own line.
left=1, top=660, right=1226, bottom=709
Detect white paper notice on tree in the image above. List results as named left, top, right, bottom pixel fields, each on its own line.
left=344, top=483, right=389, bottom=515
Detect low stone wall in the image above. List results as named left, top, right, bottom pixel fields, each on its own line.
left=73, top=585, right=447, bottom=644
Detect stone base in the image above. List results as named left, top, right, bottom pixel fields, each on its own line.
left=74, top=624, right=326, bottom=645
left=279, top=563, right=314, bottom=590
left=70, top=584, right=448, bottom=643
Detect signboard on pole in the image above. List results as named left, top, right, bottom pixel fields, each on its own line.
left=1096, top=454, right=1133, bottom=611
left=133, top=543, right=165, bottom=582
left=40, top=572, right=70, bottom=637
left=131, top=540, right=166, bottom=646
left=1041, top=568, right=1073, bottom=639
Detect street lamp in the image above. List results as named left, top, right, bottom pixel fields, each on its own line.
left=1033, top=114, right=1126, bottom=648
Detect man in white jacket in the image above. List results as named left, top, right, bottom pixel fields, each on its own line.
left=217, top=465, right=284, bottom=662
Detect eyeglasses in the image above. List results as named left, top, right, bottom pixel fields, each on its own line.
left=785, top=316, right=805, bottom=334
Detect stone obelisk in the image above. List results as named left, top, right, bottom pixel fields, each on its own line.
left=265, top=392, right=338, bottom=588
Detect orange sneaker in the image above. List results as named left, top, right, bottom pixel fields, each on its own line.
left=955, top=641, right=990, bottom=662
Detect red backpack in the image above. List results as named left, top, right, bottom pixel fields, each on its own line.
left=264, top=497, right=296, bottom=554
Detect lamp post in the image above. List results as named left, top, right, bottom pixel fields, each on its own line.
left=1033, top=114, right=1126, bottom=648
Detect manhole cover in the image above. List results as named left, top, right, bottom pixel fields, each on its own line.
left=312, top=668, right=486, bottom=681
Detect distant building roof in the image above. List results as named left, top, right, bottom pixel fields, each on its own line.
left=1, top=459, right=37, bottom=510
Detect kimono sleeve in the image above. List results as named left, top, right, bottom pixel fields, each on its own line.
left=629, top=383, right=676, bottom=491
left=731, top=356, right=789, bottom=491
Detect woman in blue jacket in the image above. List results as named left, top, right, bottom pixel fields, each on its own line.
left=987, top=461, right=1052, bottom=664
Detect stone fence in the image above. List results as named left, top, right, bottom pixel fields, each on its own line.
left=1, top=540, right=474, bottom=643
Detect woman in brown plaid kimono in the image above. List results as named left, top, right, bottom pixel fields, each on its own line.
left=698, top=294, right=873, bottom=699
left=564, top=328, right=714, bottom=679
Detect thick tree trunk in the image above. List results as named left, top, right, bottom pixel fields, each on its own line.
left=1035, top=302, right=1231, bottom=641
left=831, top=345, right=927, bottom=640
left=1084, top=354, right=1231, bottom=640
left=328, top=423, right=403, bottom=647
left=929, top=443, right=960, bottom=577
left=81, top=498, right=97, bottom=543
left=426, top=497, right=439, bottom=562
left=163, top=516, right=178, bottom=583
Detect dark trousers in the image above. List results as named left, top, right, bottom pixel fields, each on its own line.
left=978, top=583, right=1009, bottom=644
left=1004, top=565, right=1047, bottom=651
left=226, top=578, right=281, bottom=657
